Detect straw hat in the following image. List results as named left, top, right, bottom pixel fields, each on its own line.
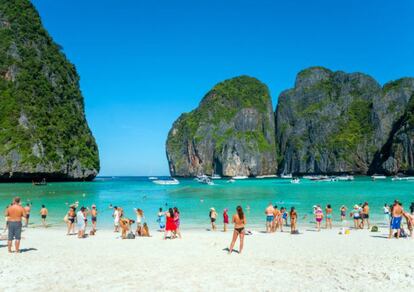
left=210, top=207, right=216, bottom=211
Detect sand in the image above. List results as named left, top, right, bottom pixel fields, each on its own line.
left=1, top=225, right=414, bottom=291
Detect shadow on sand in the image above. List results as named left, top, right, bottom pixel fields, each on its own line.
left=19, top=248, right=38, bottom=253
left=222, top=248, right=239, bottom=254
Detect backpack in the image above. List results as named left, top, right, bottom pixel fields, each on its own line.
left=370, top=226, right=379, bottom=232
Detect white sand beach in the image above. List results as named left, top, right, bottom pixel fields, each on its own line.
left=2, top=226, right=414, bottom=291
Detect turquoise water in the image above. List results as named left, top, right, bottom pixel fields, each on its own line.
left=1, top=177, right=413, bottom=229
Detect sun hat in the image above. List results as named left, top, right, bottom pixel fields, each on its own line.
left=210, top=207, right=215, bottom=211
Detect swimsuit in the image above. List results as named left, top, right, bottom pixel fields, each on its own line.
left=26, top=214, right=30, bottom=219
left=8, top=221, right=22, bottom=241
left=326, top=214, right=332, bottom=219
left=391, top=216, right=402, bottom=229
left=68, top=217, right=75, bottom=223
left=362, top=214, right=369, bottom=219
left=235, top=227, right=245, bottom=234
left=266, top=215, right=274, bottom=222
left=91, top=216, right=97, bottom=222
left=41, top=215, right=47, bottom=219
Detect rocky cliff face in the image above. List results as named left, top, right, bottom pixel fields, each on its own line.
left=166, top=76, right=277, bottom=177
left=275, top=67, right=381, bottom=175
left=0, top=0, right=99, bottom=181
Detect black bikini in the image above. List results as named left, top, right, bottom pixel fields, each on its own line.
left=235, top=227, right=245, bottom=234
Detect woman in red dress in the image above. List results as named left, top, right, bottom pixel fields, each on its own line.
left=164, top=208, right=176, bottom=239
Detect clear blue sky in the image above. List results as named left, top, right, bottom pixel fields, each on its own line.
left=32, top=0, right=414, bottom=176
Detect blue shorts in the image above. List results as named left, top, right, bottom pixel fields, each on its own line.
left=266, top=215, right=274, bottom=222
left=390, top=217, right=402, bottom=229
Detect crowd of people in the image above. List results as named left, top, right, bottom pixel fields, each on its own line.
left=3, top=196, right=414, bottom=254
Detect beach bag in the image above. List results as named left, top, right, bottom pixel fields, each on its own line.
left=127, top=232, right=135, bottom=239
left=371, top=226, right=379, bottom=232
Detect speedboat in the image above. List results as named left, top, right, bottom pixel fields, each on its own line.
left=280, top=174, right=293, bottom=179
left=256, top=175, right=278, bottom=179
left=371, top=174, right=387, bottom=180
left=198, top=176, right=214, bottom=185
left=290, top=177, right=300, bottom=184
left=391, top=176, right=414, bottom=181
left=211, top=174, right=222, bottom=180
left=148, top=176, right=158, bottom=180
left=232, top=176, right=248, bottom=180
left=152, top=178, right=180, bottom=185
left=336, top=175, right=355, bottom=181
left=227, top=179, right=236, bottom=183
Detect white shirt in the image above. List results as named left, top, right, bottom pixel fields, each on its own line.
left=76, top=211, right=85, bottom=224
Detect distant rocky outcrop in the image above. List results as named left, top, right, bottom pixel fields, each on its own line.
left=166, top=76, right=277, bottom=177
left=0, top=0, right=99, bottom=181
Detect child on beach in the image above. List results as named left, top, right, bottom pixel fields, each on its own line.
left=228, top=206, right=246, bottom=254
left=223, top=208, right=229, bottom=232
left=289, top=207, right=297, bottom=234
left=40, top=205, right=48, bottom=227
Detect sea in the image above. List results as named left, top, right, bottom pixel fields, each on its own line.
left=1, top=176, right=413, bottom=230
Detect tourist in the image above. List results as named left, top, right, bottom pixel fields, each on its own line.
left=91, top=205, right=98, bottom=232
left=228, top=205, right=246, bottom=254
left=3, top=204, right=11, bottom=232
left=174, top=207, right=182, bottom=239
left=209, top=207, right=217, bottom=231
left=340, top=205, right=347, bottom=222
left=410, top=202, right=414, bottom=215
left=403, top=212, right=414, bottom=237
left=223, top=208, right=229, bottom=232
left=281, top=207, right=288, bottom=229
left=40, top=205, right=48, bottom=227
left=5, top=197, right=26, bottom=253
left=135, top=208, right=144, bottom=235
left=325, top=204, right=333, bottom=229
left=272, top=205, right=281, bottom=232
left=361, top=202, right=370, bottom=229
left=290, top=207, right=297, bottom=234
left=265, top=203, right=275, bottom=233
left=113, top=206, right=120, bottom=232
left=24, top=203, right=31, bottom=227
left=77, top=207, right=86, bottom=238
left=389, top=201, right=403, bottom=239
left=157, top=208, right=165, bottom=231
left=164, top=208, right=176, bottom=239
left=315, top=206, right=323, bottom=231
left=66, top=206, right=76, bottom=235
left=351, top=205, right=361, bottom=229
left=383, top=204, right=391, bottom=223
left=119, top=217, right=134, bottom=239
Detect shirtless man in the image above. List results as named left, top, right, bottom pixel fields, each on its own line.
left=5, top=197, right=26, bottom=253
left=40, top=205, right=48, bottom=227
left=24, top=203, right=31, bottom=227
left=272, top=206, right=281, bottom=232
left=389, top=201, right=403, bottom=239
left=361, top=202, right=370, bottom=229
left=264, top=203, right=275, bottom=233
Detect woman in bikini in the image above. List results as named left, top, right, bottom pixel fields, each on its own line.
left=340, top=205, right=347, bottom=222
left=325, top=204, right=333, bottom=229
left=173, top=207, right=182, bottom=239
left=228, top=206, right=246, bottom=254
left=66, top=206, right=76, bottom=235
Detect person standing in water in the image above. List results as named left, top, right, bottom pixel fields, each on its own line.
left=24, top=203, right=31, bottom=227
left=91, top=205, right=98, bottom=233
left=223, top=208, right=229, bottom=232
left=340, top=205, right=347, bottom=222
left=361, top=202, right=370, bottom=229
left=5, top=197, right=26, bottom=253
left=40, top=205, right=48, bottom=227
left=264, top=203, right=275, bottom=233
left=290, top=207, right=298, bottom=234
left=228, top=206, right=246, bottom=254
left=325, top=204, right=333, bottom=229
left=209, top=208, right=217, bottom=231
left=157, top=208, right=165, bottom=231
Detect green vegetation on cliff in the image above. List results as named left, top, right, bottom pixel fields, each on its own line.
left=0, top=0, right=99, bottom=179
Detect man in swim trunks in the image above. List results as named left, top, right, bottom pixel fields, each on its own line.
left=389, top=201, right=403, bottom=239
left=264, top=203, right=275, bottom=233
left=5, top=197, right=26, bottom=253
left=40, top=205, right=48, bottom=227
left=24, top=203, right=31, bottom=227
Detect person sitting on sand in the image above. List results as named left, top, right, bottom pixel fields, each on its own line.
left=290, top=207, right=297, bottom=234
left=315, top=206, right=323, bottom=231
left=228, top=206, right=246, bottom=254
left=66, top=206, right=76, bottom=235
left=209, top=208, right=217, bottom=231
left=91, top=205, right=98, bottom=233
left=135, top=208, right=144, bottom=235
left=24, top=203, right=31, bottom=227
left=325, top=204, right=333, bottom=229
left=389, top=201, right=404, bottom=239
left=264, top=203, right=274, bottom=233
left=119, top=217, right=134, bottom=239
left=76, top=207, right=86, bottom=238
left=157, top=208, right=165, bottom=231
left=361, top=202, right=370, bottom=230
left=173, top=207, right=182, bottom=239
left=141, top=223, right=150, bottom=237
left=40, top=205, right=48, bottom=227
left=340, top=205, right=347, bottom=222
left=164, top=208, right=177, bottom=240
left=113, top=206, right=120, bottom=232
left=5, top=197, right=26, bottom=253
left=350, top=205, right=361, bottom=229
left=223, top=208, right=229, bottom=232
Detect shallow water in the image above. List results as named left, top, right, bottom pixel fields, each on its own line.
left=0, top=176, right=413, bottom=229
